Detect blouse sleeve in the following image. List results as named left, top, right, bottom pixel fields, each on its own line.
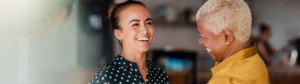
left=89, top=69, right=109, bottom=84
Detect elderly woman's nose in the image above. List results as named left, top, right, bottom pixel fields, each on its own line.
left=198, top=39, right=203, bottom=44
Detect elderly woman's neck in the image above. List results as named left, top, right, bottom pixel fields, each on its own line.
left=221, top=40, right=252, bottom=62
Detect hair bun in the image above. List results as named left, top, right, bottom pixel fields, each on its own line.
left=107, top=3, right=119, bottom=19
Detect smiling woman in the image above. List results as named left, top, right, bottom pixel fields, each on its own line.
left=89, top=0, right=169, bottom=84
left=196, top=0, right=270, bottom=84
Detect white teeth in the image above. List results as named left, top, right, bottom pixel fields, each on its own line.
left=206, top=49, right=211, bottom=52
left=137, top=38, right=149, bottom=41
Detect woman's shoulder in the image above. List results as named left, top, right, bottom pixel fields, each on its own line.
left=156, top=67, right=169, bottom=77
left=146, top=60, right=169, bottom=78
left=89, top=64, right=118, bottom=84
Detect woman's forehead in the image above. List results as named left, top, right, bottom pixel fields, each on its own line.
left=197, top=21, right=207, bottom=32
left=197, top=21, right=217, bottom=36
left=119, top=5, right=150, bottom=21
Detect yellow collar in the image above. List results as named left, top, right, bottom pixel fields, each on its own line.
left=211, top=41, right=258, bottom=75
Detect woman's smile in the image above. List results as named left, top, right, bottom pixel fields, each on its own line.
left=206, top=48, right=212, bottom=54
left=136, top=37, right=150, bottom=45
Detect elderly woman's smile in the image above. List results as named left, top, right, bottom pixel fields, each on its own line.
left=197, top=20, right=230, bottom=61
left=206, top=48, right=211, bottom=54
left=195, top=0, right=270, bottom=83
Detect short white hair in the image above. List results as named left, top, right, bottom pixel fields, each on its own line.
left=196, top=0, right=252, bottom=44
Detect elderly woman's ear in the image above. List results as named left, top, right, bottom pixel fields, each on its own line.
left=222, top=29, right=234, bottom=45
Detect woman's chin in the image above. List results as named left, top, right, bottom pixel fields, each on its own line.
left=136, top=42, right=151, bottom=52
left=211, top=55, right=217, bottom=61
left=137, top=47, right=149, bottom=52
left=136, top=40, right=151, bottom=46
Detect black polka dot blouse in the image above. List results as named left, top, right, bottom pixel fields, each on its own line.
left=89, top=55, right=169, bottom=84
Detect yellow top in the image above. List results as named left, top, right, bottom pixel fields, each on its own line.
left=208, top=42, right=270, bottom=84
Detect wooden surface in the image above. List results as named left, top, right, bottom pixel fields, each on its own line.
left=166, top=70, right=190, bottom=84
left=268, top=67, right=300, bottom=84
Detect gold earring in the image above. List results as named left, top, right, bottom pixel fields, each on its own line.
left=226, top=42, right=229, bottom=45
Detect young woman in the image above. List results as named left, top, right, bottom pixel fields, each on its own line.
left=89, top=0, right=169, bottom=84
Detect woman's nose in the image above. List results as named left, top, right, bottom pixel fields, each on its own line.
left=140, top=25, right=148, bottom=35
left=198, top=39, right=203, bottom=44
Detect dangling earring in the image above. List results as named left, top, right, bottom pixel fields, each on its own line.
left=119, top=38, right=122, bottom=44
left=226, top=42, right=229, bottom=45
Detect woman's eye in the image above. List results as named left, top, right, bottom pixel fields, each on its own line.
left=147, top=22, right=152, bottom=25
left=133, top=23, right=139, bottom=26
left=200, top=35, right=205, bottom=39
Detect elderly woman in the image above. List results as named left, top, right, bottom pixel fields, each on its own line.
left=196, top=0, right=270, bottom=84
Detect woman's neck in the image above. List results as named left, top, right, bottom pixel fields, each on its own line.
left=120, top=48, right=148, bottom=71
left=221, top=40, right=252, bottom=62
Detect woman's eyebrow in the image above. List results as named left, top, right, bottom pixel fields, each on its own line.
left=145, top=18, right=152, bottom=21
left=129, top=19, right=140, bottom=24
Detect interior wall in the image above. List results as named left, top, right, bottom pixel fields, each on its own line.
left=0, top=0, right=109, bottom=84
left=251, top=0, right=300, bottom=50
left=113, top=0, right=300, bottom=56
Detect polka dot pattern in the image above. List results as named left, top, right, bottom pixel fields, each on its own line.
left=89, top=55, right=169, bottom=84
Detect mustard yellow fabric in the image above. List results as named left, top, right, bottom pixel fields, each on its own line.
left=208, top=42, right=270, bottom=84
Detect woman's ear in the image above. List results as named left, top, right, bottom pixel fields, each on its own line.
left=222, top=29, right=234, bottom=45
left=114, top=29, right=123, bottom=40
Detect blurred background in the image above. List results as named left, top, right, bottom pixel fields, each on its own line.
left=0, top=0, right=300, bottom=84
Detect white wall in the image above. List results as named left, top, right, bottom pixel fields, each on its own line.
left=0, top=0, right=105, bottom=84
left=251, top=0, right=300, bottom=49
left=150, top=25, right=207, bottom=54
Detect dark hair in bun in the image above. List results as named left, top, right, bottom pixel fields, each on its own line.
left=107, top=0, right=146, bottom=45
left=108, top=0, right=146, bottom=31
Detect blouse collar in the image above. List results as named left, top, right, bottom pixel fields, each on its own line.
left=211, top=41, right=258, bottom=75
left=112, top=55, right=158, bottom=71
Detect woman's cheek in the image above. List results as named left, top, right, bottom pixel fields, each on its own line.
left=147, top=27, right=154, bottom=37
left=149, top=27, right=154, bottom=34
